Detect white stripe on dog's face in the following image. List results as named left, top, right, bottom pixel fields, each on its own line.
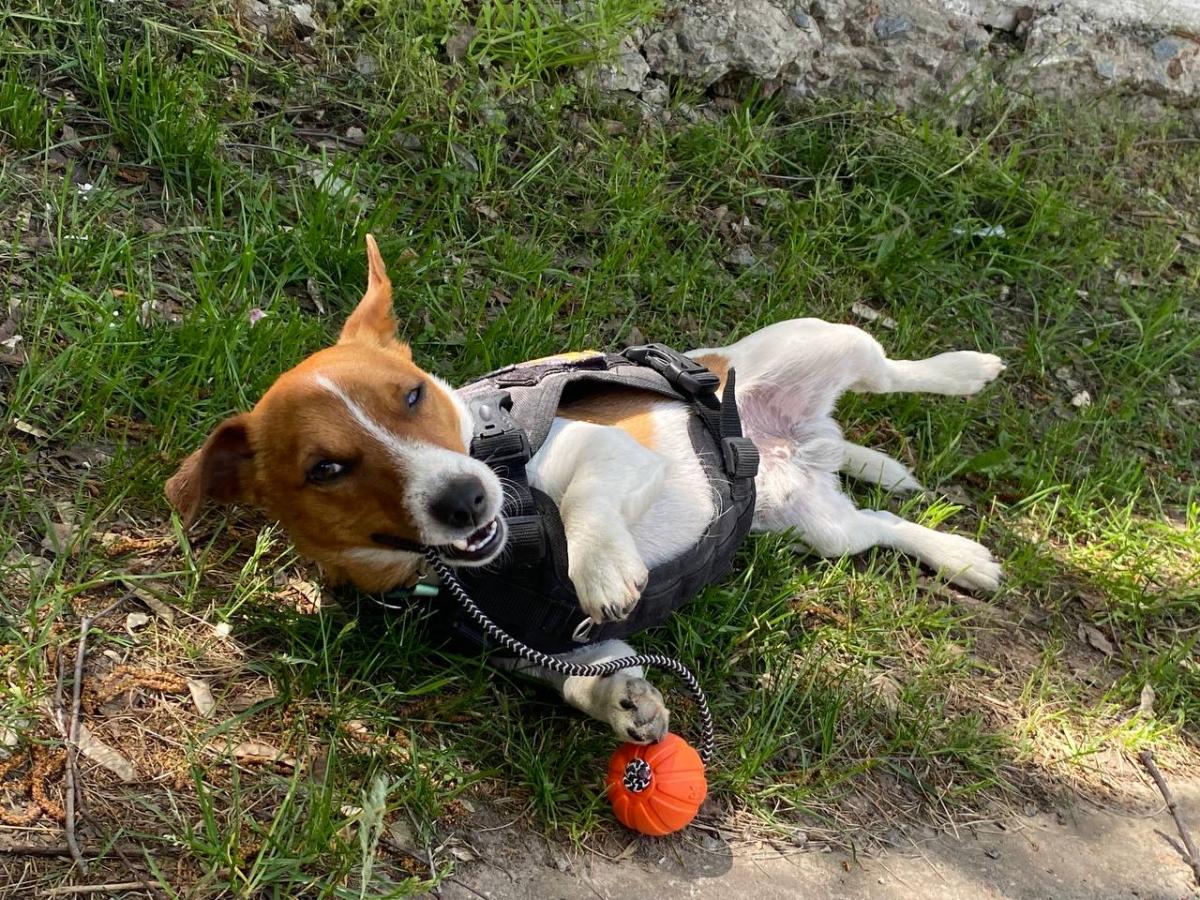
left=314, top=372, right=502, bottom=548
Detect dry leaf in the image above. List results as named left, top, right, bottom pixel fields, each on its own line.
left=471, top=200, right=500, bottom=222
left=41, top=521, right=78, bottom=556
left=232, top=740, right=297, bottom=769
left=121, top=580, right=177, bottom=626
left=851, top=302, right=898, bottom=329
left=446, top=839, right=478, bottom=862
left=13, top=418, right=48, bottom=439
left=77, top=724, right=136, bottom=782
left=1139, top=682, right=1156, bottom=717
left=188, top=679, right=215, bottom=718
left=124, top=612, right=150, bottom=635
left=1078, top=623, right=1114, bottom=656
left=5, top=550, right=52, bottom=588
left=869, top=672, right=902, bottom=713
left=274, top=577, right=321, bottom=613
left=225, top=683, right=276, bottom=713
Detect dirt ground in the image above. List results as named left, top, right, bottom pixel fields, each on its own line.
left=439, top=780, right=1200, bottom=900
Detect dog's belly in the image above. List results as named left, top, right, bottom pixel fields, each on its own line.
left=528, top=405, right=715, bottom=568
left=625, top=404, right=715, bottom=566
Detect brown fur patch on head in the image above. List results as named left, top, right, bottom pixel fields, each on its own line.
left=164, top=234, right=470, bottom=590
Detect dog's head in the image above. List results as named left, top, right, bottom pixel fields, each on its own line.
left=165, top=236, right=506, bottom=590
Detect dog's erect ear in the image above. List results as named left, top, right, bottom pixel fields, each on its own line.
left=338, top=234, right=410, bottom=357
left=165, top=414, right=256, bottom=528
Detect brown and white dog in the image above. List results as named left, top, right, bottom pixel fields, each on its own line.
left=167, top=236, right=1003, bottom=743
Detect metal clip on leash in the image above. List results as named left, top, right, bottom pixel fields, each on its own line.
left=423, top=549, right=715, bottom=764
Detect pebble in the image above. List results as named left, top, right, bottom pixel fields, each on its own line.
left=790, top=9, right=812, bottom=29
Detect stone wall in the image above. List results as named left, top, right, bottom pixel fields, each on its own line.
left=586, top=1, right=1200, bottom=115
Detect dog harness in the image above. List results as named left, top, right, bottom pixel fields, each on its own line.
left=370, top=345, right=759, bottom=654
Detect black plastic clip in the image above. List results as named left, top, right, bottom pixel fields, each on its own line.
left=469, top=393, right=531, bottom=470
left=622, top=344, right=720, bottom=397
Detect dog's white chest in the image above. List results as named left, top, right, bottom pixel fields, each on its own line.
left=526, top=406, right=715, bottom=568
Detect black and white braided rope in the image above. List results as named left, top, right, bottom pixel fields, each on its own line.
left=423, top=549, right=715, bottom=765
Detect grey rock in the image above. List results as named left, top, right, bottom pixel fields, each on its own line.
left=973, top=0, right=1018, bottom=31
left=789, top=9, right=812, bottom=30
left=1151, top=38, right=1180, bottom=62
left=1095, top=59, right=1116, bottom=79
left=640, top=77, right=671, bottom=110
left=354, top=51, right=378, bottom=76
left=643, top=0, right=823, bottom=85
left=874, top=16, right=911, bottom=41
left=392, top=132, right=422, bottom=151
left=580, top=36, right=649, bottom=93
left=725, top=245, right=757, bottom=267
left=289, top=2, right=317, bottom=32
left=599, top=51, right=651, bottom=93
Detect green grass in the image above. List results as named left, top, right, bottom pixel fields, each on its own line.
left=2, top=0, right=1198, bottom=894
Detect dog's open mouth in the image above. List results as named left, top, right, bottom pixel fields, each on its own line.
left=439, top=517, right=505, bottom=564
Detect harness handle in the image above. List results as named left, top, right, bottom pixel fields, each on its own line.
left=423, top=549, right=715, bottom=765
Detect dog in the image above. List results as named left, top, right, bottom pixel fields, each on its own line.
left=166, top=236, right=1003, bottom=744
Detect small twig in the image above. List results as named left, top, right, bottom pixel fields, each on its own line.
left=40, top=881, right=159, bottom=897
left=0, top=843, right=174, bottom=859
left=1140, top=750, right=1200, bottom=887
left=63, top=597, right=126, bottom=874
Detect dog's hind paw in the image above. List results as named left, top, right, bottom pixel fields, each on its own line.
left=932, top=534, right=1002, bottom=593
left=601, top=672, right=669, bottom=744
left=933, top=351, right=1006, bottom=396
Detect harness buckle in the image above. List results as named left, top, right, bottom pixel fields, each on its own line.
left=622, top=344, right=720, bottom=398
left=469, top=394, right=532, bottom=467
left=721, top=436, right=760, bottom=480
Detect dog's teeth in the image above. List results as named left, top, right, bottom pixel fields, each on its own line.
left=452, top=539, right=468, bottom=550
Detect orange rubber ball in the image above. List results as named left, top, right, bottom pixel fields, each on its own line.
left=606, top=733, right=707, bottom=836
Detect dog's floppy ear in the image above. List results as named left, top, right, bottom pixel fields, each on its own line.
left=338, top=234, right=410, bottom=357
left=165, top=414, right=256, bottom=528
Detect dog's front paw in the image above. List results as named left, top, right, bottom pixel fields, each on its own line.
left=600, top=671, right=669, bottom=744
left=569, top=537, right=649, bottom=624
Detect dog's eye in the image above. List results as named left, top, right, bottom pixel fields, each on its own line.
left=307, top=460, right=349, bottom=485
left=406, top=383, right=423, bottom=410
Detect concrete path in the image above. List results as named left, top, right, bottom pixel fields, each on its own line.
left=441, top=780, right=1200, bottom=899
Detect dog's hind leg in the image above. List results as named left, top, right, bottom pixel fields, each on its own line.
left=497, top=640, right=669, bottom=744
left=756, top=462, right=1001, bottom=592
left=839, top=441, right=923, bottom=493
left=691, top=318, right=1004, bottom=412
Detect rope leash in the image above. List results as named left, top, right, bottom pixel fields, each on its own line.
left=422, top=549, right=715, bottom=765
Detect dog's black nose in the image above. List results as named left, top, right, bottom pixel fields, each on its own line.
left=430, top=476, right=488, bottom=530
